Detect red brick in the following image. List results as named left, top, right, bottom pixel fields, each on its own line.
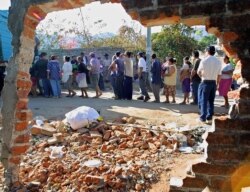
left=15, top=110, right=32, bottom=121
left=30, top=125, right=56, bottom=136
left=215, top=118, right=250, bottom=132
left=238, top=102, right=250, bottom=116
left=210, top=177, right=232, bottom=191
left=240, top=87, right=250, bottom=100
left=169, top=187, right=186, bottom=192
left=220, top=32, right=238, bottom=43
left=53, top=0, right=74, bottom=9
left=239, top=134, right=250, bottom=146
left=14, top=134, right=30, bottom=143
left=9, top=156, right=21, bottom=164
left=17, top=89, right=31, bottom=98
left=16, top=79, right=32, bottom=88
left=11, top=145, right=30, bottom=155
left=192, top=163, right=236, bottom=176
left=23, top=27, right=35, bottom=39
left=207, top=148, right=249, bottom=163
left=84, top=175, right=104, bottom=185
left=24, top=15, right=39, bottom=30
left=16, top=99, right=28, bottom=110
left=27, top=6, right=47, bottom=21
left=17, top=71, right=30, bottom=79
left=206, top=132, right=238, bottom=146
left=15, top=121, right=28, bottom=131
left=182, top=177, right=208, bottom=189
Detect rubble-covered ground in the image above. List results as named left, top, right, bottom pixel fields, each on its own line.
left=0, top=90, right=229, bottom=191
left=4, top=115, right=208, bottom=192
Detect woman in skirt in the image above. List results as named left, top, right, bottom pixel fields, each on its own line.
left=76, top=56, right=89, bottom=98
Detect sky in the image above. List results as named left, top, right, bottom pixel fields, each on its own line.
left=0, top=0, right=160, bottom=35
left=0, top=0, right=10, bottom=10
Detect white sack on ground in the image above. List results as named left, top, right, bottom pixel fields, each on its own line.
left=65, top=106, right=99, bottom=130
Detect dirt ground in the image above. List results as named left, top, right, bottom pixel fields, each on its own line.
left=0, top=87, right=229, bottom=191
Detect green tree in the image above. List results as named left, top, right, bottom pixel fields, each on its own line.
left=90, top=24, right=146, bottom=52
left=198, top=35, right=217, bottom=51
left=152, top=24, right=198, bottom=65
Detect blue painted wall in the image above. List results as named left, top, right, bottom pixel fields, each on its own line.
left=0, top=10, right=12, bottom=61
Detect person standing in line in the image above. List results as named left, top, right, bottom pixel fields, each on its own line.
left=62, top=56, right=76, bottom=97
left=47, top=55, right=61, bottom=98
left=77, top=56, right=89, bottom=98
left=34, top=52, right=52, bottom=98
left=103, top=53, right=111, bottom=83
left=142, top=52, right=152, bottom=92
left=71, top=55, right=78, bottom=87
left=123, top=51, right=133, bottom=100
left=80, top=52, right=88, bottom=65
left=150, top=53, right=162, bottom=103
left=137, top=52, right=150, bottom=102
left=179, top=56, right=192, bottom=105
left=98, top=56, right=105, bottom=91
left=108, top=55, right=117, bottom=98
left=89, top=52, right=102, bottom=98
left=218, top=55, right=234, bottom=108
left=190, top=50, right=201, bottom=105
left=163, top=57, right=177, bottom=103
left=110, top=51, right=125, bottom=100
left=197, top=46, right=222, bottom=123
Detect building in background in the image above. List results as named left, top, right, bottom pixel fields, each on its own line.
left=0, top=10, right=12, bottom=61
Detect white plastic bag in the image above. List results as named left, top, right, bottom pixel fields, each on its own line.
left=65, top=106, right=99, bottom=130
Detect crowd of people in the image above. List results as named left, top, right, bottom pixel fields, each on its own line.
left=30, top=45, right=236, bottom=123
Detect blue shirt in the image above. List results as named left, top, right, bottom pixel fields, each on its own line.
left=151, top=59, right=162, bottom=85
left=47, top=60, right=61, bottom=80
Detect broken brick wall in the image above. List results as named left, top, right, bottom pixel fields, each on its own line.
left=1, top=0, right=249, bottom=191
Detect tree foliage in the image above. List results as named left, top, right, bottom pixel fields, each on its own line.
left=198, top=35, right=217, bottom=51
left=152, top=24, right=199, bottom=65
left=90, top=25, right=146, bottom=52
left=36, top=9, right=145, bottom=52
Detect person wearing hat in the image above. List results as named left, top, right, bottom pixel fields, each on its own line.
left=197, top=46, right=222, bottom=123
left=137, top=52, right=150, bottom=102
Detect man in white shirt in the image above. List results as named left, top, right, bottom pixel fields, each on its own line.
left=137, top=52, right=150, bottom=102
left=197, top=46, right=222, bottom=123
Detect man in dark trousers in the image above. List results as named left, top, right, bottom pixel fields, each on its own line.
left=197, top=46, right=222, bottom=123
left=150, top=54, right=162, bottom=103
left=34, top=52, right=51, bottom=97
left=190, top=50, right=201, bottom=105
left=109, top=51, right=125, bottom=100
